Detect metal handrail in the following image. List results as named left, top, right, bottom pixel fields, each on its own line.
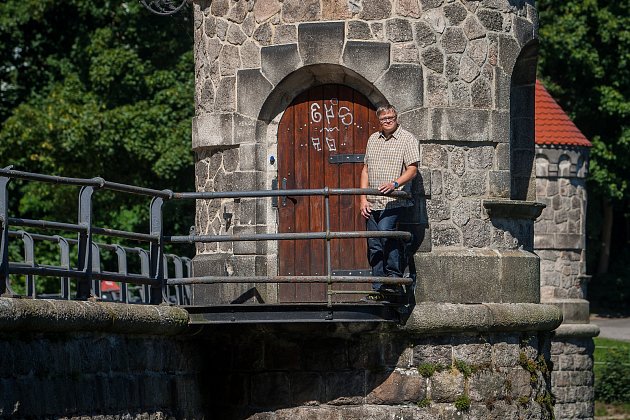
left=1, top=169, right=414, bottom=307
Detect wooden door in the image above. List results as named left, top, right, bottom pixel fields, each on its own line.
left=277, top=84, right=379, bottom=302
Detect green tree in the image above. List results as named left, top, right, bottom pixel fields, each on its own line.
left=0, top=0, right=196, bottom=292
left=537, top=0, right=629, bottom=280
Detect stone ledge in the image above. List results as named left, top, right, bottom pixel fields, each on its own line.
left=553, top=323, right=600, bottom=339
left=401, top=302, right=562, bottom=335
left=0, top=298, right=189, bottom=335
left=483, top=199, right=546, bottom=220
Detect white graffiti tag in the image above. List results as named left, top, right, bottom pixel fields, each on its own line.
left=325, top=137, right=337, bottom=152
left=311, top=137, right=322, bottom=151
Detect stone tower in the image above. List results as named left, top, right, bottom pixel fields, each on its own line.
left=534, top=80, right=598, bottom=419
left=191, top=1, right=563, bottom=418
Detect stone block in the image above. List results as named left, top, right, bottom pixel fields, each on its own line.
left=556, top=234, right=583, bottom=249
left=426, top=72, right=448, bottom=106
left=444, top=2, right=467, bottom=25
left=253, top=22, right=272, bottom=45
left=367, top=370, right=427, bottom=404
left=421, top=0, right=444, bottom=10
left=322, top=0, right=353, bottom=20
left=490, top=110, right=510, bottom=143
left=413, top=344, right=453, bottom=366
left=254, top=0, right=281, bottom=23
left=469, top=371, right=506, bottom=402
left=219, top=44, right=241, bottom=76
left=430, top=370, right=464, bottom=402
left=241, top=40, right=261, bottom=69
left=298, top=22, right=345, bottom=65
left=261, top=44, right=301, bottom=86
left=348, top=21, right=372, bottom=40
left=414, top=249, right=540, bottom=303
left=489, top=170, right=510, bottom=198
left=477, top=8, right=503, bottom=31
left=215, top=76, right=236, bottom=112
left=513, top=16, right=534, bottom=47
left=471, top=76, right=492, bottom=108
left=421, top=46, right=444, bottom=73
left=454, top=343, right=493, bottom=367
left=392, top=42, right=419, bottom=63
left=233, top=224, right=256, bottom=255
left=463, top=14, right=485, bottom=40
left=234, top=114, right=257, bottom=145
left=324, top=371, right=365, bottom=405
left=431, top=109, right=490, bottom=142
left=237, top=69, right=273, bottom=119
left=459, top=54, right=480, bottom=82
left=442, top=27, right=467, bottom=53
left=499, top=35, right=520, bottom=74
left=342, top=41, right=390, bottom=82
left=226, top=24, right=246, bottom=45
left=192, top=114, right=234, bottom=150
left=396, top=109, right=427, bottom=142
left=375, top=64, right=424, bottom=112
left=273, top=24, right=297, bottom=44
left=386, top=18, right=413, bottom=42
left=281, top=0, right=321, bottom=23
left=396, top=0, right=422, bottom=18
left=461, top=171, right=487, bottom=196
left=414, top=21, right=437, bottom=47
left=359, top=0, right=393, bottom=20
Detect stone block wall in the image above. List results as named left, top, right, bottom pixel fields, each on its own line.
left=534, top=144, right=597, bottom=419
left=0, top=332, right=204, bottom=418
left=202, top=323, right=555, bottom=419
left=535, top=146, right=589, bottom=300
left=550, top=337, right=596, bottom=419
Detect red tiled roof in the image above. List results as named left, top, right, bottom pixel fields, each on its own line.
left=535, top=80, right=592, bottom=147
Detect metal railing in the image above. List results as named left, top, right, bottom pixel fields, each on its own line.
left=0, top=167, right=412, bottom=307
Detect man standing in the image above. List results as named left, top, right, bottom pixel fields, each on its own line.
left=360, top=104, right=420, bottom=300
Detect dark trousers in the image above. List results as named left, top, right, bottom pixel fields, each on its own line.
left=366, top=207, right=403, bottom=290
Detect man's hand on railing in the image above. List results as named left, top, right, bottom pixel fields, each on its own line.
left=360, top=199, right=372, bottom=220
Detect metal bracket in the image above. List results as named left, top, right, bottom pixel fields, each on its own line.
left=328, top=154, right=365, bottom=164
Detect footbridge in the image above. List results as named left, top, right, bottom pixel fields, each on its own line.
left=0, top=168, right=415, bottom=324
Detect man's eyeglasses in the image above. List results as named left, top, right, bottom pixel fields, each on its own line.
left=379, top=117, right=396, bottom=123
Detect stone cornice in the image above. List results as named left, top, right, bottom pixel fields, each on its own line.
left=483, top=199, right=546, bottom=220
left=0, top=298, right=189, bottom=335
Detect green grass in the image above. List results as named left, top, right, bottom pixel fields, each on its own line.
left=594, top=337, right=630, bottom=412
left=594, top=337, right=630, bottom=379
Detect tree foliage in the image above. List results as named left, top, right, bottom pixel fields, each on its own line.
left=0, top=0, right=195, bottom=241
left=538, top=0, right=629, bottom=281
left=538, top=0, right=629, bottom=201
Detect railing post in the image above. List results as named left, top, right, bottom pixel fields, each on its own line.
left=76, top=186, right=95, bottom=299
left=149, top=197, right=165, bottom=304
left=0, top=176, right=9, bottom=295
left=57, top=236, right=71, bottom=299
left=137, top=248, right=151, bottom=304
left=170, top=255, right=185, bottom=305
left=114, top=245, right=128, bottom=303
left=91, top=243, right=101, bottom=298
left=22, top=232, right=36, bottom=298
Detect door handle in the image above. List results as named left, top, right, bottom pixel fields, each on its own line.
left=282, top=177, right=287, bottom=207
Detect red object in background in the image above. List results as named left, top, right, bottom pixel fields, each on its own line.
left=535, top=80, right=592, bottom=147
left=100, top=281, right=120, bottom=292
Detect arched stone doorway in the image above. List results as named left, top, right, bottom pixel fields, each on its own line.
left=277, top=84, right=378, bottom=302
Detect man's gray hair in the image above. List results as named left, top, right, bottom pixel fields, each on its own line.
left=376, top=104, right=398, bottom=117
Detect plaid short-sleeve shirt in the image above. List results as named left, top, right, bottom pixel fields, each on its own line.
left=364, top=126, right=420, bottom=210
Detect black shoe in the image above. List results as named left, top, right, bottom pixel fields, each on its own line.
left=361, top=292, right=390, bottom=303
